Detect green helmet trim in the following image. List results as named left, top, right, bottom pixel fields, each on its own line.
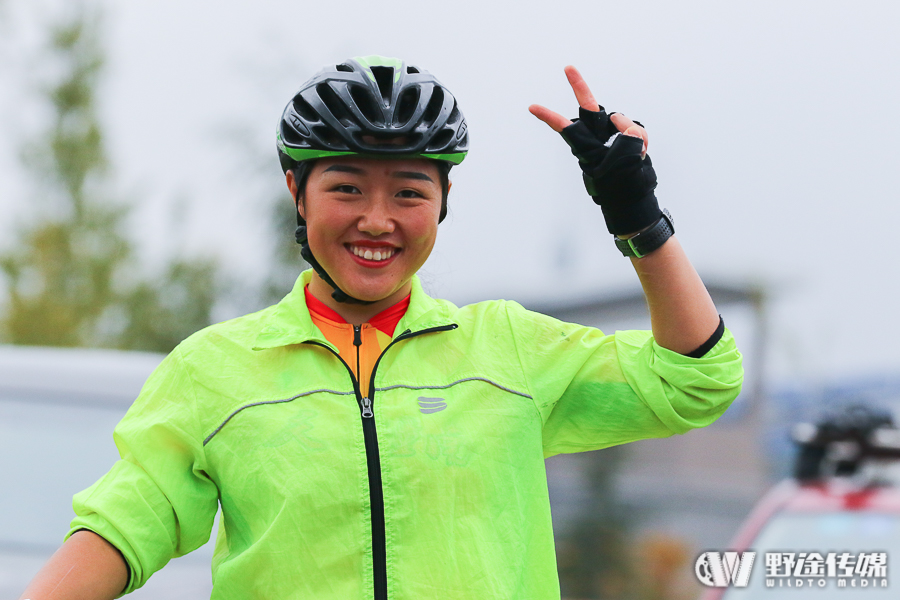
left=419, top=152, right=467, bottom=165
left=280, top=147, right=358, bottom=162
left=353, top=55, right=404, bottom=84
left=280, top=144, right=467, bottom=165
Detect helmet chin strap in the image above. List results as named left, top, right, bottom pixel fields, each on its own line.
left=293, top=188, right=377, bottom=305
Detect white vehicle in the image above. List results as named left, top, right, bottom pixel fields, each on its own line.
left=0, top=345, right=214, bottom=599
left=702, top=406, right=900, bottom=599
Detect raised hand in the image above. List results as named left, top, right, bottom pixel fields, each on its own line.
left=529, top=65, right=659, bottom=237
left=528, top=65, right=647, bottom=156
left=529, top=66, right=723, bottom=357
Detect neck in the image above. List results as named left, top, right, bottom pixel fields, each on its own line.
left=307, top=273, right=411, bottom=325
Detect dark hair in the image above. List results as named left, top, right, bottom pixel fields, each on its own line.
left=291, top=160, right=452, bottom=225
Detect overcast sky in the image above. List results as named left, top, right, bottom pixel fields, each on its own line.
left=2, top=0, right=899, bottom=386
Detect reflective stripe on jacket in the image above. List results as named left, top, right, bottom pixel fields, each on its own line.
left=69, top=269, right=743, bottom=599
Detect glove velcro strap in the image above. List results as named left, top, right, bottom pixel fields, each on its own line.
left=559, top=107, right=619, bottom=162
left=559, top=106, right=661, bottom=236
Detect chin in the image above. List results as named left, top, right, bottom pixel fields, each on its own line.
left=328, top=259, right=412, bottom=303
left=338, top=280, right=398, bottom=304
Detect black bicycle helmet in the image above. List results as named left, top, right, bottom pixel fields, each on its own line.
left=277, top=55, right=468, bottom=172
left=277, top=56, right=468, bottom=304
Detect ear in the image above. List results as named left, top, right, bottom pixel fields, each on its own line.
left=447, top=180, right=452, bottom=193
left=286, top=170, right=306, bottom=219
left=286, top=170, right=297, bottom=197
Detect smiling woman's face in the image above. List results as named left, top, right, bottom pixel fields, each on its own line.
left=297, top=156, right=443, bottom=304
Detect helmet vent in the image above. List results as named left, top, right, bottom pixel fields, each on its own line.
left=427, top=128, right=454, bottom=152
left=406, top=66, right=420, bottom=74
left=293, top=96, right=319, bottom=122
left=421, top=86, right=445, bottom=127
left=447, top=104, right=461, bottom=125
left=394, top=87, right=419, bottom=126
left=280, top=120, right=307, bottom=145
left=335, top=63, right=354, bottom=72
left=316, top=83, right=353, bottom=124
left=349, top=84, right=383, bottom=126
left=313, top=125, right=342, bottom=148
left=370, top=66, right=395, bottom=106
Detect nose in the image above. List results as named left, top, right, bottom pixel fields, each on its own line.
left=357, top=196, right=395, bottom=236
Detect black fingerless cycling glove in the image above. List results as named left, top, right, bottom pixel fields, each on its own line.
left=559, top=106, right=661, bottom=236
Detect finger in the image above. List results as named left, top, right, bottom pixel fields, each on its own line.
left=528, top=104, right=572, bottom=133
left=564, top=65, right=599, bottom=112
left=610, top=113, right=649, bottom=156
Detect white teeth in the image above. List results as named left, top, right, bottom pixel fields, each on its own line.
left=351, top=246, right=394, bottom=261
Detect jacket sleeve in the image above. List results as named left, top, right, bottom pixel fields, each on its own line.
left=504, top=301, right=744, bottom=458
left=66, top=347, right=219, bottom=595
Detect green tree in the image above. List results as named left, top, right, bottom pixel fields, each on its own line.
left=0, top=9, right=219, bottom=352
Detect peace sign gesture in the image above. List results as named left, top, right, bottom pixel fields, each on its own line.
left=527, top=64, right=661, bottom=239
left=528, top=66, right=648, bottom=156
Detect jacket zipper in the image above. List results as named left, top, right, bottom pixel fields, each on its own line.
left=305, top=322, right=457, bottom=600
left=354, top=326, right=373, bottom=417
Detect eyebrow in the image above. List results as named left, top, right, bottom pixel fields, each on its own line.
left=322, top=164, right=434, bottom=183
left=393, top=171, right=434, bottom=183
left=323, top=165, right=364, bottom=175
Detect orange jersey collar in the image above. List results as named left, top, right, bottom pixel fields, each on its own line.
left=304, top=285, right=410, bottom=338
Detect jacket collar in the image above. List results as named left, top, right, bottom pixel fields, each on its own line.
left=252, top=270, right=454, bottom=351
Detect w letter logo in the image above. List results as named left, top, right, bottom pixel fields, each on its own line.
left=695, top=551, right=756, bottom=587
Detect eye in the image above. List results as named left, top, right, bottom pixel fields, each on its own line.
left=396, top=189, right=424, bottom=199
left=333, top=184, right=360, bottom=194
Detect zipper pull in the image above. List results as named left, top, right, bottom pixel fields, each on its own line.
left=353, top=325, right=362, bottom=347
left=361, top=396, right=374, bottom=418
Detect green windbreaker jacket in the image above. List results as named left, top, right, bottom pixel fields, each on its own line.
left=69, top=270, right=743, bottom=599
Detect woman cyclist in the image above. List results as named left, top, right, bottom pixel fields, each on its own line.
left=21, top=56, right=742, bottom=600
